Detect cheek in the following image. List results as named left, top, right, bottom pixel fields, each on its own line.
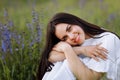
left=77, top=36, right=85, bottom=45
left=80, top=39, right=84, bottom=44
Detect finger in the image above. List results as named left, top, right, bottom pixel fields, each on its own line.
left=97, top=47, right=108, bottom=54
left=97, top=51, right=107, bottom=60
left=98, top=53, right=107, bottom=60
left=100, top=50, right=108, bottom=58
left=94, top=51, right=99, bottom=57
left=91, top=55, right=99, bottom=61
left=95, top=50, right=107, bottom=60
left=96, top=43, right=108, bottom=53
left=94, top=51, right=105, bottom=59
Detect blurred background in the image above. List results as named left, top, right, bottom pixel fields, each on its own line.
left=0, top=0, right=120, bottom=80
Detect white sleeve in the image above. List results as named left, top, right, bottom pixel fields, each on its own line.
left=82, top=33, right=120, bottom=80
left=42, top=60, right=76, bottom=80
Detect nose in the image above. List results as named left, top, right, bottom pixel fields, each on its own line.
left=67, top=33, right=74, bottom=40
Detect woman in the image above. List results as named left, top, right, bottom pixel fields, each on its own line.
left=37, top=12, right=120, bottom=80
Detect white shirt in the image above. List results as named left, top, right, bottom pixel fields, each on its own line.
left=42, top=32, right=120, bottom=80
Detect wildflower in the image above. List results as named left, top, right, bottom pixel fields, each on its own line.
left=1, top=25, right=12, bottom=53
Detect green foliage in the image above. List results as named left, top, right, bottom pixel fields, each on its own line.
left=0, top=0, right=120, bottom=80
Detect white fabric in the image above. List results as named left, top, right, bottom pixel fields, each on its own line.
left=42, top=60, right=76, bottom=80
left=42, top=32, right=120, bottom=80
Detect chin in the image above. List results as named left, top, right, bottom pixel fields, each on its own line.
left=71, top=43, right=80, bottom=46
left=78, top=41, right=84, bottom=46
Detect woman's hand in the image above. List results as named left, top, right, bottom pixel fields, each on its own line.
left=49, top=41, right=71, bottom=63
left=52, top=41, right=71, bottom=53
left=82, top=43, right=108, bottom=61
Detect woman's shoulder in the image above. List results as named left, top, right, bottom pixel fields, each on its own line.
left=100, top=32, right=115, bottom=36
left=97, top=32, right=119, bottom=39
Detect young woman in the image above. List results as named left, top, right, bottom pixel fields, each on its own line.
left=37, top=12, right=120, bottom=80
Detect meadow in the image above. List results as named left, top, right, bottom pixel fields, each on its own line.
left=0, top=0, right=120, bottom=80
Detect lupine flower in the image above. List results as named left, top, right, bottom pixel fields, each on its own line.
left=36, top=24, right=42, bottom=42
left=1, top=25, right=12, bottom=53
left=1, top=40, right=7, bottom=52
left=32, top=8, right=39, bottom=23
left=32, top=9, right=41, bottom=42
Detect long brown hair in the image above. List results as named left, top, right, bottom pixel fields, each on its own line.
left=37, top=12, right=107, bottom=80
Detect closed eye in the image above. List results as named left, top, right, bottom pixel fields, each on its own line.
left=66, top=25, right=72, bottom=32
left=61, top=24, right=72, bottom=41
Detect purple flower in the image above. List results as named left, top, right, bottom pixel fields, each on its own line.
left=36, top=25, right=42, bottom=42
left=1, top=25, right=12, bottom=53
left=32, top=8, right=39, bottom=24
left=1, top=40, right=7, bottom=52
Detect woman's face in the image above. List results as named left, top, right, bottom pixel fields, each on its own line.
left=55, top=23, right=86, bottom=46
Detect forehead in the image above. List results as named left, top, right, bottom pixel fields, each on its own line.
left=55, top=23, right=68, bottom=39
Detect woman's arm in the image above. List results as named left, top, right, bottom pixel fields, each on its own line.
left=49, top=43, right=107, bottom=63
left=48, top=50, right=65, bottom=63
left=64, top=44, right=102, bottom=80
left=55, top=42, right=103, bottom=80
